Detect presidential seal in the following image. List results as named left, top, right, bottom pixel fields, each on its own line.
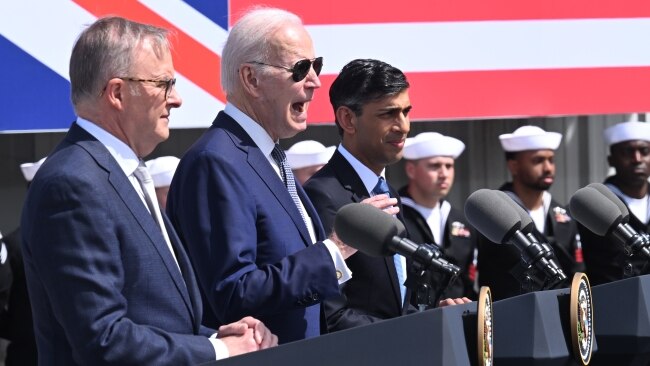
left=477, top=286, right=493, bottom=366
left=570, top=272, right=594, bottom=365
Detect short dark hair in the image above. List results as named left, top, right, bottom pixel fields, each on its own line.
left=505, top=151, right=518, bottom=160
left=329, top=59, right=409, bottom=136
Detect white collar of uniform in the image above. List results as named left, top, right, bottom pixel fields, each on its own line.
left=224, top=102, right=276, bottom=158
left=337, top=144, right=386, bottom=195
left=76, top=117, right=139, bottom=177
left=401, top=198, right=451, bottom=218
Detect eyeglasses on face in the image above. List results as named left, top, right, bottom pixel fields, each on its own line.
left=118, top=77, right=177, bottom=99
left=249, top=57, right=323, bottom=82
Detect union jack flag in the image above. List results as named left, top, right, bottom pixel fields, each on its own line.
left=1, top=0, right=650, bottom=132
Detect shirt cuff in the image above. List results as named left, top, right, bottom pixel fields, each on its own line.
left=209, top=333, right=230, bottom=360
left=323, top=238, right=352, bottom=284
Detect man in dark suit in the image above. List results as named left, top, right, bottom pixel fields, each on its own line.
left=167, top=8, right=361, bottom=344
left=398, top=132, right=478, bottom=302
left=303, top=59, right=469, bottom=332
left=477, top=126, right=584, bottom=300
left=21, top=16, right=275, bottom=365
left=580, top=121, right=650, bottom=285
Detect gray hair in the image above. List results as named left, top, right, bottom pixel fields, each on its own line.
left=221, top=7, right=303, bottom=95
left=69, top=16, right=171, bottom=107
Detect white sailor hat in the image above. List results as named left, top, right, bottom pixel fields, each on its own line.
left=286, top=140, right=335, bottom=169
left=403, top=132, right=465, bottom=160
left=603, top=121, right=650, bottom=146
left=20, top=157, right=46, bottom=182
left=499, top=126, right=562, bottom=152
left=146, top=156, right=180, bottom=188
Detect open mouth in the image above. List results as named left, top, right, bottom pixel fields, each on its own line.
left=292, top=101, right=306, bottom=114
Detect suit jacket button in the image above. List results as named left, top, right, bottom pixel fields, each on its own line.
left=312, top=293, right=319, bottom=301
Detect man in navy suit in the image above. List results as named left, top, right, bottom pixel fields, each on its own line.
left=167, top=8, right=382, bottom=344
left=303, top=60, right=470, bottom=331
left=21, top=16, right=275, bottom=365
left=303, top=59, right=412, bottom=331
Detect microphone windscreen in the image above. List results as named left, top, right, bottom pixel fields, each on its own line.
left=395, top=217, right=407, bottom=238
left=334, top=203, right=402, bottom=257
left=493, top=190, right=535, bottom=233
left=464, top=189, right=522, bottom=244
left=587, top=183, right=629, bottom=221
left=569, top=186, right=622, bottom=236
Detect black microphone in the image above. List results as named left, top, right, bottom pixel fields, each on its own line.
left=570, top=186, right=650, bottom=259
left=492, top=190, right=566, bottom=281
left=334, top=203, right=460, bottom=275
left=465, top=189, right=566, bottom=283
left=586, top=183, right=630, bottom=222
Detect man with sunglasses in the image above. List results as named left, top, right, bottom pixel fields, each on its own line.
left=168, top=7, right=377, bottom=343
left=21, top=17, right=276, bottom=365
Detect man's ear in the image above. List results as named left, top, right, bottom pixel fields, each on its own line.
left=104, top=78, right=125, bottom=110
left=240, top=64, right=261, bottom=97
left=506, top=159, right=518, bottom=177
left=336, top=106, right=356, bottom=135
left=405, top=161, right=416, bottom=180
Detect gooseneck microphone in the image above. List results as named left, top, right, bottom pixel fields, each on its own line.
left=334, top=203, right=460, bottom=275
left=492, top=190, right=567, bottom=282
left=464, top=189, right=567, bottom=286
left=570, top=186, right=650, bottom=259
left=586, top=183, right=630, bottom=222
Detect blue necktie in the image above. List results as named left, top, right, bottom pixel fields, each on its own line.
left=271, top=144, right=309, bottom=230
left=372, top=177, right=406, bottom=306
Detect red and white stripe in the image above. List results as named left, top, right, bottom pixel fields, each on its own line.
left=2, top=0, right=649, bottom=128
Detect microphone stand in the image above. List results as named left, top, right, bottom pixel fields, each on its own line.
left=404, top=263, right=435, bottom=313
left=618, top=231, right=650, bottom=278
left=404, top=258, right=459, bottom=313
left=510, top=234, right=567, bottom=295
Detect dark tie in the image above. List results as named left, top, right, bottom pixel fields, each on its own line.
left=372, top=177, right=406, bottom=305
left=271, top=144, right=309, bottom=230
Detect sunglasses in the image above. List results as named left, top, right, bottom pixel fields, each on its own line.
left=249, top=57, right=323, bottom=82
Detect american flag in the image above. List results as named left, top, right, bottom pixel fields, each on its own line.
left=1, top=0, right=649, bottom=132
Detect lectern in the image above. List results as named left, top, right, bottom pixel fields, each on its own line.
left=204, top=299, right=484, bottom=366
left=492, top=279, right=596, bottom=366
left=589, top=274, right=650, bottom=365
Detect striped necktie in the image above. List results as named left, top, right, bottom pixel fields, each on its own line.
left=271, top=144, right=310, bottom=230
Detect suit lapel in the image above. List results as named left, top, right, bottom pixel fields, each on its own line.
left=217, top=114, right=313, bottom=245
left=329, top=151, right=402, bottom=307
left=69, top=123, right=196, bottom=323
left=162, top=214, right=201, bottom=331
left=330, top=151, right=368, bottom=203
